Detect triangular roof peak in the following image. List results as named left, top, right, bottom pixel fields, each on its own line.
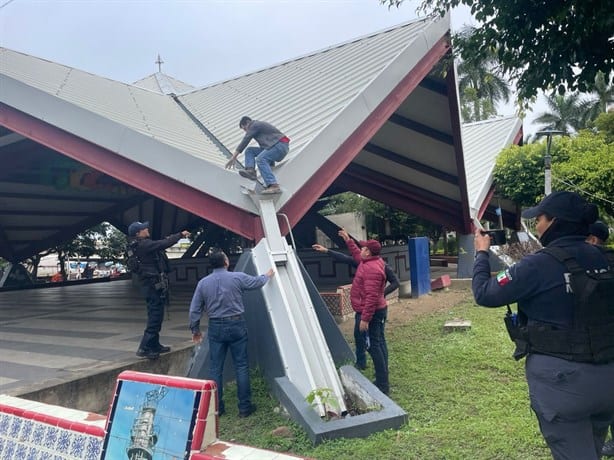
left=133, top=72, right=195, bottom=95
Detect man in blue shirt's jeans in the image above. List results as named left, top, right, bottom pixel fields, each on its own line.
left=189, top=251, right=274, bottom=417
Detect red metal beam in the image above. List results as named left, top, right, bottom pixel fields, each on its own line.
left=477, top=185, right=496, bottom=221
left=513, top=125, right=524, bottom=146
left=343, top=164, right=462, bottom=216
left=335, top=174, right=465, bottom=230
left=280, top=34, right=452, bottom=232
left=0, top=103, right=260, bottom=240
left=445, top=61, right=473, bottom=234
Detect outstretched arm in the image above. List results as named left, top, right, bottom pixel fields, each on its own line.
left=338, top=229, right=362, bottom=263
left=312, top=244, right=358, bottom=267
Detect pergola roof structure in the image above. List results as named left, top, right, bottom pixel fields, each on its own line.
left=0, top=14, right=495, bottom=262
left=462, top=117, right=523, bottom=228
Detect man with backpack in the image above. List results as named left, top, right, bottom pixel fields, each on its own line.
left=127, top=221, right=190, bottom=360
left=472, top=191, right=614, bottom=460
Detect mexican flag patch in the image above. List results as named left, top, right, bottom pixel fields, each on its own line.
left=496, top=269, right=512, bottom=286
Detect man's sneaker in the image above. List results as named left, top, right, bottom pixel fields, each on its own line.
left=603, top=439, right=614, bottom=457
left=136, top=349, right=160, bottom=360
left=239, top=168, right=258, bottom=181
left=156, top=345, right=171, bottom=354
left=261, top=184, right=281, bottom=194
left=238, top=403, right=257, bottom=418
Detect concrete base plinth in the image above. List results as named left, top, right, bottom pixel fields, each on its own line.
left=273, top=366, right=407, bottom=445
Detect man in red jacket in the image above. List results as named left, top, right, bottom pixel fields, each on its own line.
left=339, top=229, right=389, bottom=395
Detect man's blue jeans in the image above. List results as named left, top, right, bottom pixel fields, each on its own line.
left=368, top=307, right=389, bottom=394
left=244, top=141, right=289, bottom=186
left=354, top=312, right=368, bottom=369
left=207, top=318, right=252, bottom=414
left=355, top=310, right=389, bottom=371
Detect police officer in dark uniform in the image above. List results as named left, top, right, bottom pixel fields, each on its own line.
left=472, top=191, right=614, bottom=460
left=586, top=221, right=614, bottom=458
left=128, top=221, right=190, bottom=360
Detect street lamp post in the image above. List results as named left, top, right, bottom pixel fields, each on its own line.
left=536, top=128, right=565, bottom=196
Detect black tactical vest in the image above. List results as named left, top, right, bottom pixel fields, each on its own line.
left=507, top=247, right=614, bottom=363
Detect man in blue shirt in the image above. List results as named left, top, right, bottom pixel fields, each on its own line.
left=189, top=251, right=274, bottom=417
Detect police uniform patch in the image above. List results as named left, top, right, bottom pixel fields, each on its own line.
left=496, top=269, right=513, bottom=286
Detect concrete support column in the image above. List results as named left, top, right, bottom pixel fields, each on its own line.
left=456, top=233, right=475, bottom=279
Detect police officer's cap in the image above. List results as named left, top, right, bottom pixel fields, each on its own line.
left=128, top=221, right=149, bottom=236
left=589, top=221, right=609, bottom=242
left=521, top=191, right=597, bottom=224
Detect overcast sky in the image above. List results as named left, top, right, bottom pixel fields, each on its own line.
left=0, top=0, right=542, bottom=132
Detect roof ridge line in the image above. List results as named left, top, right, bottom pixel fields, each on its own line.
left=170, top=94, right=233, bottom=160
left=462, top=115, right=519, bottom=127
left=195, top=16, right=433, bottom=91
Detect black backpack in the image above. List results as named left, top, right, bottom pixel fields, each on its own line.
left=538, top=246, right=614, bottom=363
left=125, top=240, right=141, bottom=274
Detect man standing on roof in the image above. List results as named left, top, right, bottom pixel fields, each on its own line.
left=225, top=116, right=290, bottom=195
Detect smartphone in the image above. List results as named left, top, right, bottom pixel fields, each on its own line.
left=481, top=229, right=507, bottom=245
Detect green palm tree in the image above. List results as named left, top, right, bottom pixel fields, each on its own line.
left=580, top=71, right=614, bottom=124
left=534, top=93, right=584, bottom=134
left=456, top=28, right=511, bottom=122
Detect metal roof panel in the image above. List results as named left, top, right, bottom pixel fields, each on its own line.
left=462, top=116, right=523, bottom=215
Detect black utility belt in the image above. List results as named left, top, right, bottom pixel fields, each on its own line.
left=210, top=314, right=243, bottom=321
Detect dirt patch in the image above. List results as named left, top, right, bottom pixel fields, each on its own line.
left=337, top=287, right=474, bottom=336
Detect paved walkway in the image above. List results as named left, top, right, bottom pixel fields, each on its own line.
left=0, top=279, right=195, bottom=396
left=0, top=267, right=459, bottom=398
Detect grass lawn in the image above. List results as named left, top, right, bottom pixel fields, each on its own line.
left=217, top=292, right=553, bottom=459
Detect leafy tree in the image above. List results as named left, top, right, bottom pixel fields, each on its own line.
left=493, top=142, right=560, bottom=207
left=533, top=93, right=584, bottom=134
left=494, top=131, right=613, bottom=219
left=381, top=0, right=614, bottom=100
left=97, top=224, right=128, bottom=262
left=456, top=27, right=510, bottom=122
left=554, top=132, right=614, bottom=219
left=24, top=249, right=55, bottom=279
left=320, top=192, right=443, bottom=248
left=581, top=71, right=614, bottom=124
left=53, top=229, right=99, bottom=280
left=593, top=111, right=614, bottom=143
left=28, top=223, right=128, bottom=280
